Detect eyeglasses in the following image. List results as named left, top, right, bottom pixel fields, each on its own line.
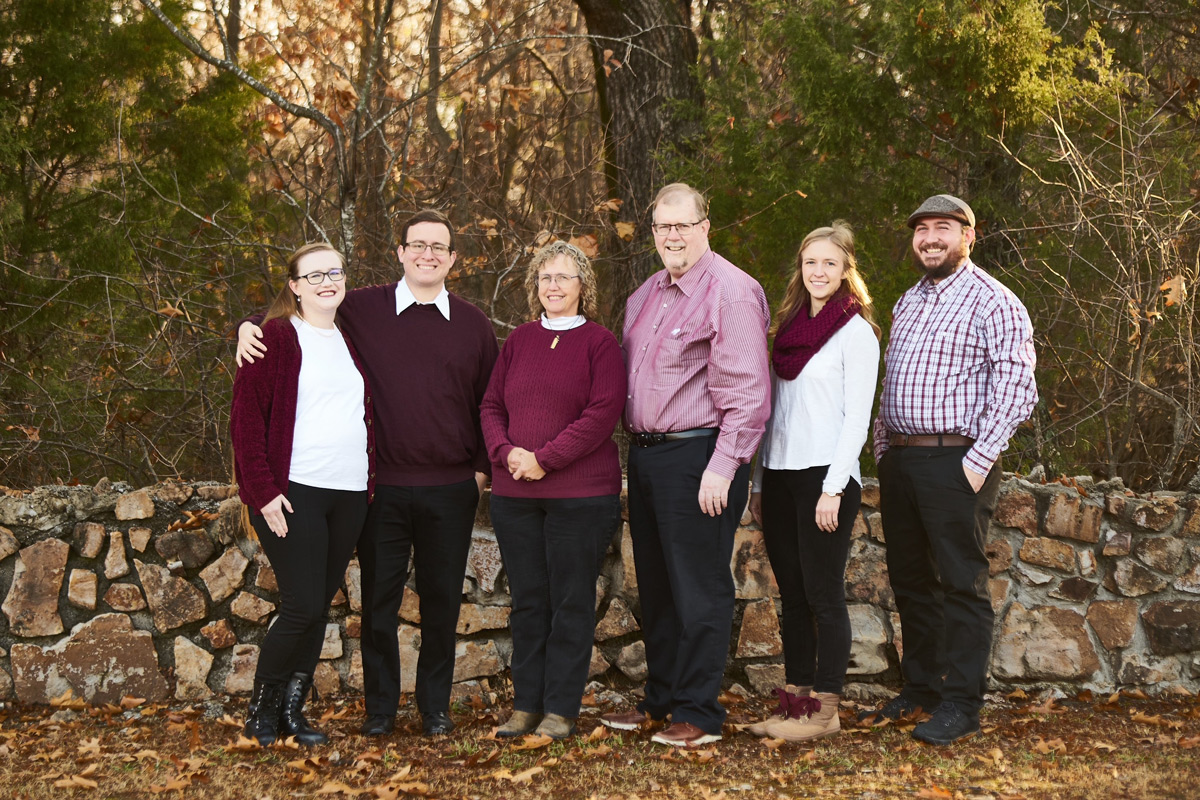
left=537, top=273, right=582, bottom=287
left=404, top=241, right=452, bottom=256
left=299, top=268, right=347, bottom=285
left=650, top=220, right=706, bottom=236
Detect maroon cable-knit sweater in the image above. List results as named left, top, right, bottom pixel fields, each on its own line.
left=481, top=320, right=626, bottom=498
left=230, top=318, right=375, bottom=513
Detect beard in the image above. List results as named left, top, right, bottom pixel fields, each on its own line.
left=913, top=238, right=970, bottom=280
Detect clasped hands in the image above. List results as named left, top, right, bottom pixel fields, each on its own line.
left=507, top=447, right=545, bottom=482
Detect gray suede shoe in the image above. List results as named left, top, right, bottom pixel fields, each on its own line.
left=496, top=710, right=543, bottom=738
left=534, top=713, right=575, bottom=740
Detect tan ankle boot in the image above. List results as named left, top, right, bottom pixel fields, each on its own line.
left=747, top=685, right=812, bottom=737
left=763, top=692, right=840, bottom=742
left=496, top=710, right=542, bottom=738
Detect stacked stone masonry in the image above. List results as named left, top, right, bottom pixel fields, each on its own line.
left=1, top=475, right=1198, bottom=706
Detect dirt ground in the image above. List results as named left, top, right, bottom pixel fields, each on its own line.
left=1, top=684, right=1197, bottom=799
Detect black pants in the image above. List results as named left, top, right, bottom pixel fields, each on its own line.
left=760, top=467, right=859, bottom=694
left=357, top=478, right=478, bottom=716
left=491, top=494, right=621, bottom=717
left=627, top=437, right=751, bottom=735
left=252, top=482, right=366, bottom=684
left=878, top=445, right=1001, bottom=718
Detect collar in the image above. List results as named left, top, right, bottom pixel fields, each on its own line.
left=655, top=248, right=715, bottom=297
left=540, top=313, right=586, bottom=331
left=918, top=258, right=975, bottom=297
left=395, top=278, right=451, bottom=320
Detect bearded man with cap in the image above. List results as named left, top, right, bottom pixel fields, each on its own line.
left=860, top=194, right=1037, bottom=745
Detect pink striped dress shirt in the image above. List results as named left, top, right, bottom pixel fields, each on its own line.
left=623, top=249, right=772, bottom=479
left=872, top=260, right=1038, bottom=475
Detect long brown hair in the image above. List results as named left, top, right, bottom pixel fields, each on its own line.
left=263, top=243, right=346, bottom=326
left=524, top=240, right=600, bottom=320
left=772, top=221, right=880, bottom=339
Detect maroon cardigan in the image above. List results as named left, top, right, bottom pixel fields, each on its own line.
left=230, top=317, right=375, bottom=514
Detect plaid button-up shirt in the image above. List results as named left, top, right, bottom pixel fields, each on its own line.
left=872, top=260, right=1037, bottom=475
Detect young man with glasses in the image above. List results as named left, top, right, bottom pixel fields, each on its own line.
left=237, top=209, right=499, bottom=738
left=601, top=183, right=771, bottom=747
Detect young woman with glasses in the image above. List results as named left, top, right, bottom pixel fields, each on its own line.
left=230, top=242, right=375, bottom=746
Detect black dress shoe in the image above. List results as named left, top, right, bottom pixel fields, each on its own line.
left=421, top=711, right=455, bottom=735
left=360, top=714, right=395, bottom=736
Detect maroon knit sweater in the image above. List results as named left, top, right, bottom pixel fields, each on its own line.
left=481, top=321, right=626, bottom=498
left=230, top=318, right=375, bottom=514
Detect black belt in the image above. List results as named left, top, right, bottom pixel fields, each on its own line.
left=630, top=428, right=719, bottom=448
left=888, top=433, right=974, bottom=448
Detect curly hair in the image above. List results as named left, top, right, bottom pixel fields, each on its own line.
left=524, top=240, right=599, bottom=320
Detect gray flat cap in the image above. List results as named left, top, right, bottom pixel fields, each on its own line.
left=907, top=194, right=975, bottom=228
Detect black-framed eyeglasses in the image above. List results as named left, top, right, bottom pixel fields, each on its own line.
left=299, top=268, right=347, bottom=285
left=650, top=220, right=706, bottom=236
left=404, top=241, right=452, bottom=256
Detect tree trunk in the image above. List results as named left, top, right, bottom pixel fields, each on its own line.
left=573, top=0, right=703, bottom=315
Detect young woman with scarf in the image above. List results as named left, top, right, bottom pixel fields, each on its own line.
left=746, top=222, right=881, bottom=742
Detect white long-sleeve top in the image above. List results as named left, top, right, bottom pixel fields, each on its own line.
left=752, top=313, right=880, bottom=495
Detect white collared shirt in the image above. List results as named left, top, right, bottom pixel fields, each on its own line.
left=395, top=277, right=451, bottom=320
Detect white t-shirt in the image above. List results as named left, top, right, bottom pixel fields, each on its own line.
left=288, top=316, right=369, bottom=491
left=752, top=314, right=880, bottom=495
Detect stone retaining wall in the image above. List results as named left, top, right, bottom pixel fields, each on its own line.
left=1, top=475, right=1198, bottom=706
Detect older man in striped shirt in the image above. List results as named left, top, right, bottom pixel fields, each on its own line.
left=600, top=183, right=771, bottom=748
left=863, top=194, right=1038, bottom=745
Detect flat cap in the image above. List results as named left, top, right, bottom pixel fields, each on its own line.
left=907, top=194, right=975, bottom=228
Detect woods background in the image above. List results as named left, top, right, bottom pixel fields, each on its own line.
left=2, top=0, right=1198, bottom=492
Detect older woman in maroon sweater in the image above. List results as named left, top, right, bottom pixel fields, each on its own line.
left=481, top=241, right=626, bottom=740
left=230, top=243, right=374, bottom=747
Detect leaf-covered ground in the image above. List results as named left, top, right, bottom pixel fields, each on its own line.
left=1, top=685, right=1197, bottom=799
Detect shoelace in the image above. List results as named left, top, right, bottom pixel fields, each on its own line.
left=772, top=688, right=824, bottom=719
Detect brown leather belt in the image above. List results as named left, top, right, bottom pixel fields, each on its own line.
left=888, top=433, right=975, bottom=448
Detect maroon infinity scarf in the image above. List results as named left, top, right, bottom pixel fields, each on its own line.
left=771, top=293, right=860, bottom=380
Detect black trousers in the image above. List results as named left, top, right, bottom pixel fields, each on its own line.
left=491, top=494, right=621, bottom=718
left=760, top=467, right=859, bottom=695
left=357, top=478, right=478, bottom=716
left=627, top=437, right=751, bottom=735
left=878, top=445, right=1001, bottom=718
left=252, top=481, right=366, bottom=684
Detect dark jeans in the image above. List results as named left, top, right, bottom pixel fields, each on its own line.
left=357, top=478, right=478, bottom=716
left=760, top=467, right=859, bottom=695
left=491, top=494, right=621, bottom=718
left=878, top=445, right=1001, bottom=718
left=627, top=437, right=751, bottom=735
left=252, top=481, right=366, bottom=684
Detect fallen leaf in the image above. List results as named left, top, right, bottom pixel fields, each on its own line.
left=53, top=774, right=99, bottom=789
left=217, top=714, right=242, bottom=728
left=1091, top=740, right=1119, bottom=753
left=615, top=221, right=636, bottom=241
left=320, top=707, right=352, bottom=723
left=585, top=725, right=610, bottom=742
left=916, top=786, right=953, bottom=799
left=511, top=733, right=553, bottom=751
left=314, top=781, right=367, bottom=796
left=120, top=696, right=146, bottom=710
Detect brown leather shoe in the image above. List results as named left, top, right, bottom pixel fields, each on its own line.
left=650, top=721, right=721, bottom=747
left=600, top=710, right=660, bottom=731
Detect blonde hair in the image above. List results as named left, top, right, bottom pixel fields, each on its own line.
left=263, top=243, right=346, bottom=326
left=772, top=221, right=880, bottom=339
left=524, top=240, right=599, bottom=320
left=653, top=183, right=708, bottom=221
